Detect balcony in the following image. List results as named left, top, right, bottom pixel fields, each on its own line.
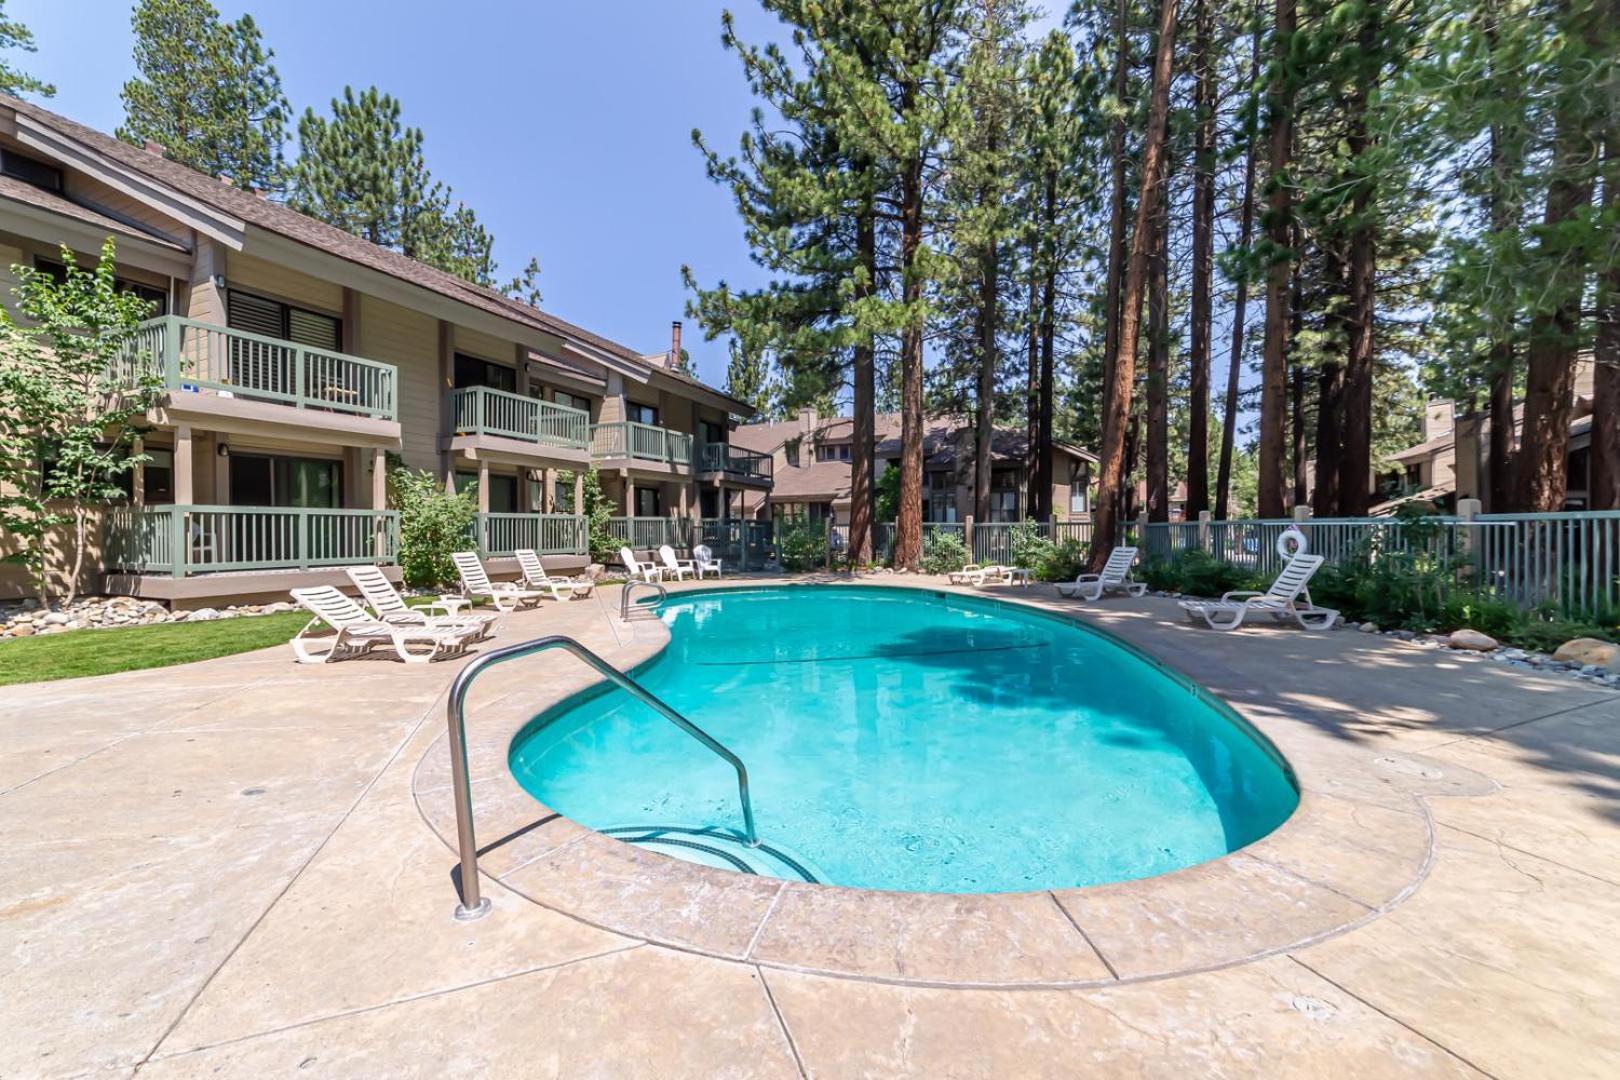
left=697, top=442, right=773, bottom=485
left=452, top=387, right=591, bottom=460
left=472, top=512, right=588, bottom=558
left=591, top=421, right=693, bottom=471
left=606, top=516, right=690, bottom=552
left=103, top=505, right=399, bottom=578
left=113, top=316, right=398, bottom=425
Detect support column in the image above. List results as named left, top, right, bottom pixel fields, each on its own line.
left=1197, top=509, right=1212, bottom=554
left=437, top=320, right=455, bottom=482
left=574, top=471, right=585, bottom=516
left=372, top=447, right=388, bottom=509
left=1457, top=497, right=1481, bottom=564
left=476, top=458, right=490, bottom=514
left=131, top=437, right=146, bottom=508
left=174, top=425, right=194, bottom=504
left=540, top=467, right=553, bottom=513
left=625, top=476, right=637, bottom=517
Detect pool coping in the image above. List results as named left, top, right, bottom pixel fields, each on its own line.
left=411, top=576, right=1495, bottom=990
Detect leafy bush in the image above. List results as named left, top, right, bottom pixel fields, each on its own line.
left=576, top=468, right=619, bottom=562
left=1037, top=538, right=1090, bottom=583
left=776, top=522, right=828, bottom=571
left=920, top=528, right=969, bottom=574
left=1142, top=550, right=1261, bottom=597
left=1009, top=521, right=1055, bottom=570
left=388, top=467, right=477, bottom=588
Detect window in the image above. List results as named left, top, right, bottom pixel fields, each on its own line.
left=700, top=420, right=725, bottom=446
left=816, top=443, right=852, bottom=462
left=140, top=448, right=174, bottom=504
left=227, top=290, right=340, bottom=349
left=35, top=257, right=167, bottom=316
left=552, top=390, right=590, bottom=413
left=453, top=353, right=517, bottom=393
left=1069, top=480, right=1089, bottom=515
left=230, top=453, right=342, bottom=508
left=785, top=440, right=801, bottom=468
left=1, top=149, right=63, bottom=193
left=699, top=488, right=721, bottom=520
left=989, top=471, right=1019, bottom=523
left=626, top=401, right=658, bottom=426
left=634, top=487, right=661, bottom=517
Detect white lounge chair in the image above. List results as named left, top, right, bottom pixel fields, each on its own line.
left=658, top=544, right=696, bottom=581
left=1179, top=553, right=1339, bottom=631
left=948, top=564, right=987, bottom=585
left=451, top=552, right=546, bottom=612
left=513, top=548, right=594, bottom=601
left=1057, top=547, right=1146, bottom=601
left=288, top=586, right=476, bottom=664
left=950, top=564, right=1009, bottom=586
left=345, top=565, right=498, bottom=641
left=619, top=546, right=662, bottom=583
left=693, top=544, right=724, bottom=578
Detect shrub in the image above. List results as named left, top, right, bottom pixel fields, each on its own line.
left=1143, top=550, right=1260, bottom=597
left=576, top=468, right=618, bottom=562
left=1009, top=521, right=1055, bottom=571
left=388, top=467, right=477, bottom=589
left=920, top=528, right=969, bottom=574
left=777, top=522, right=827, bottom=571
left=1037, top=538, right=1090, bottom=583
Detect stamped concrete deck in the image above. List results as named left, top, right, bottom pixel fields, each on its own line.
left=3, top=576, right=1617, bottom=1078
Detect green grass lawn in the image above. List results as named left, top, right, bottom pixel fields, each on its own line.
left=0, top=611, right=311, bottom=686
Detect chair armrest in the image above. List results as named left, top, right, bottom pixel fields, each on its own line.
left=1220, top=590, right=1264, bottom=603
left=1073, top=574, right=1101, bottom=584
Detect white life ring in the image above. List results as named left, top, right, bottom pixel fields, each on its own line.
left=1277, top=526, right=1309, bottom=559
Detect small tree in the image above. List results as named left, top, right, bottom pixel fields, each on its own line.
left=388, top=467, right=476, bottom=588
left=0, top=240, right=156, bottom=605
left=578, top=468, right=618, bottom=561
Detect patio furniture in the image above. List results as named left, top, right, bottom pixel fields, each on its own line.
left=451, top=552, right=546, bottom=613
left=658, top=544, right=696, bottom=581
left=620, top=546, right=663, bottom=583
left=973, top=566, right=1031, bottom=588
left=948, top=564, right=986, bottom=585
left=345, top=565, right=497, bottom=641
left=288, top=586, right=477, bottom=664
left=1057, top=547, right=1146, bottom=601
left=693, top=544, right=724, bottom=579
left=513, top=548, right=595, bottom=601
left=1178, top=553, right=1339, bottom=631
left=950, top=564, right=1009, bottom=586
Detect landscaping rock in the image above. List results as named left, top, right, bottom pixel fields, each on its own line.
left=188, top=608, right=220, bottom=621
left=1358, top=622, right=1378, bottom=633
left=10, top=625, right=33, bottom=637
left=1388, top=629, right=1416, bottom=642
left=1448, top=628, right=1499, bottom=652
left=1552, top=637, right=1620, bottom=671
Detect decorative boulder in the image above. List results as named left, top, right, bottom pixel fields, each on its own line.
left=1552, top=637, right=1620, bottom=671
left=1448, top=628, right=1499, bottom=652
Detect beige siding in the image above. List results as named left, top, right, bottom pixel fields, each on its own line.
left=227, top=253, right=343, bottom=315
left=453, top=324, right=513, bottom=365
left=360, top=294, right=439, bottom=472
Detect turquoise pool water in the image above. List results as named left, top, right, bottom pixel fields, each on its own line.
left=509, top=586, right=1298, bottom=893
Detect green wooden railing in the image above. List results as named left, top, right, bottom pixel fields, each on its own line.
left=473, top=513, right=588, bottom=557
left=606, top=516, right=690, bottom=551
left=452, top=387, right=590, bottom=450
left=112, top=316, right=398, bottom=420
left=590, top=422, right=693, bottom=467
left=698, top=442, right=773, bottom=480
left=103, top=505, right=399, bottom=578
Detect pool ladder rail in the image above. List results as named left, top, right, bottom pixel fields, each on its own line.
left=444, top=633, right=758, bottom=921
left=620, top=580, right=667, bottom=621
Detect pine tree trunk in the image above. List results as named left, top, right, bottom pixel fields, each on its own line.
left=1257, top=0, right=1295, bottom=518
left=1487, top=355, right=1516, bottom=511
left=974, top=232, right=998, bottom=521
left=1314, top=362, right=1344, bottom=514
left=1036, top=177, right=1057, bottom=522
left=1026, top=259, right=1041, bottom=517
left=1337, top=4, right=1379, bottom=517
left=895, top=156, right=927, bottom=570
left=1516, top=0, right=1599, bottom=512
left=1091, top=0, right=1179, bottom=565
left=850, top=198, right=877, bottom=564
left=1483, top=6, right=1520, bottom=514
left=1100, top=0, right=1131, bottom=448
left=1186, top=0, right=1214, bottom=518
left=1216, top=10, right=1262, bottom=520
left=1594, top=123, right=1620, bottom=510
left=1291, top=360, right=1307, bottom=509
left=1146, top=150, right=1170, bottom=523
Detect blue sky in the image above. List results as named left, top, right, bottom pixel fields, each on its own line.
left=15, top=1, right=1062, bottom=390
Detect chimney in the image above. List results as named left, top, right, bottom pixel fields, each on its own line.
left=142, top=139, right=165, bottom=156
left=670, top=320, right=682, bottom=369
left=799, top=406, right=818, bottom=436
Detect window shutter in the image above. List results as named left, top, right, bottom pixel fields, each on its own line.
left=288, top=308, right=341, bottom=351
left=227, top=292, right=284, bottom=339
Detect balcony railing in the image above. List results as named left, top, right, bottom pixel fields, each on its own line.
left=473, top=512, right=588, bottom=557
left=103, top=505, right=399, bottom=578
left=606, top=516, right=690, bottom=551
left=698, top=442, right=773, bottom=481
left=452, top=387, right=590, bottom=451
left=590, top=421, right=693, bottom=467
left=111, top=316, right=398, bottom=421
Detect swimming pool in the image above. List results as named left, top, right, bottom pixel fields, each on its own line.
left=509, top=586, right=1298, bottom=893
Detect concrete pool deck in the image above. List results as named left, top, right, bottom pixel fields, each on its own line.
left=3, top=575, right=1618, bottom=1077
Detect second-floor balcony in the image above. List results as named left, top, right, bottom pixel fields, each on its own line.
left=113, top=315, right=398, bottom=423
left=452, top=386, right=591, bottom=453
left=591, top=421, right=693, bottom=469
left=697, top=442, right=773, bottom=484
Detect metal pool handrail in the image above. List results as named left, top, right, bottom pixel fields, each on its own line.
left=444, top=633, right=759, bottom=920
left=620, top=579, right=667, bottom=620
